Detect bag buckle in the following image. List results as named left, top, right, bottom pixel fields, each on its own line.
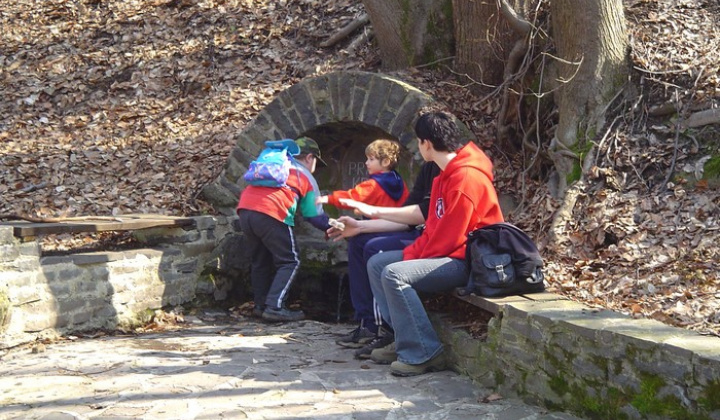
left=495, top=265, right=508, bottom=282
left=526, top=270, right=544, bottom=284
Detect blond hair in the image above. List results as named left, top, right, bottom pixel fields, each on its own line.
left=365, top=139, right=402, bottom=170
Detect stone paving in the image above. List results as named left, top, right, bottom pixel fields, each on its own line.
left=0, top=310, right=583, bottom=420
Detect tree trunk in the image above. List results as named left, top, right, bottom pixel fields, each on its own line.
left=547, top=0, right=628, bottom=197
left=452, top=0, right=528, bottom=89
left=361, top=0, right=455, bottom=70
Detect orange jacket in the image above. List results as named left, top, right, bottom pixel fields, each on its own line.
left=326, top=170, right=409, bottom=209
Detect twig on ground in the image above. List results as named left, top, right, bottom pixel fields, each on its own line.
left=320, top=13, right=369, bottom=48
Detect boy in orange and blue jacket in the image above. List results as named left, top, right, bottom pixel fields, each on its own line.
left=237, top=137, right=330, bottom=322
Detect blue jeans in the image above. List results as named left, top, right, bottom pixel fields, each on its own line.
left=368, top=250, right=468, bottom=364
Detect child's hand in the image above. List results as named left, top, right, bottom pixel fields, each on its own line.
left=338, top=198, right=378, bottom=218
left=316, top=195, right=329, bottom=205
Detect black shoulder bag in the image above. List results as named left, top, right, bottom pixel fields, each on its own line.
left=459, top=222, right=545, bottom=297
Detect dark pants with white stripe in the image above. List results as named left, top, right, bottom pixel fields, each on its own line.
left=347, top=230, right=420, bottom=332
left=238, top=210, right=300, bottom=310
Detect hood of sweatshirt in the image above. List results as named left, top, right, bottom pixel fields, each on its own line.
left=369, top=170, right=406, bottom=201
left=442, top=142, right=494, bottom=182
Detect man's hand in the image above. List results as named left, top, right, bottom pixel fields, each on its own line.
left=326, top=216, right=362, bottom=241
left=339, top=198, right=379, bottom=218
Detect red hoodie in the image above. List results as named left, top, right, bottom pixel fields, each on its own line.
left=403, top=142, right=504, bottom=261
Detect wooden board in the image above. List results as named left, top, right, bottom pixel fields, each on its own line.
left=0, top=214, right=195, bottom=237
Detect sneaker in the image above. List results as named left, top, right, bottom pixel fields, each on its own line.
left=354, top=333, right=394, bottom=359
left=369, top=341, right=397, bottom=365
left=252, top=305, right=265, bottom=318
left=336, top=325, right=376, bottom=348
left=261, top=307, right=305, bottom=322
left=389, top=352, right=446, bottom=377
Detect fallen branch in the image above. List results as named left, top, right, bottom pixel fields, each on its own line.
left=19, top=182, right=48, bottom=193
left=345, top=28, right=373, bottom=55
left=320, top=13, right=369, bottom=48
left=682, top=108, right=720, bottom=128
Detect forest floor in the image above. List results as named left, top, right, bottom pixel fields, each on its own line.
left=0, top=0, right=718, bottom=337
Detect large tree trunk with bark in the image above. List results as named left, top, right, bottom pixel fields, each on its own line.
left=452, top=0, right=530, bottom=89
left=546, top=0, right=628, bottom=246
left=361, top=0, right=454, bottom=70
left=452, top=0, right=506, bottom=87
left=547, top=0, right=628, bottom=197
left=362, top=0, right=629, bottom=240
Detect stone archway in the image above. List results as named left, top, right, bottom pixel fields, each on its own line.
left=201, top=71, right=472, bottom=215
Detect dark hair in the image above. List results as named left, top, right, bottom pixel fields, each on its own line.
left=414, top=111, right=464, bottom=152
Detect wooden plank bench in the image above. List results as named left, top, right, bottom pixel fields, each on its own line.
left=451, top=289, right=566, bottom=315
left=0, top=214, right=195, bottom=239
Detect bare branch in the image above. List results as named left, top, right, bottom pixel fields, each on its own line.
left=344, top=29, right=374, bottom=55
left=320, top=13, right=370, bottom=48
left=496, top=0, right=533, bottom=35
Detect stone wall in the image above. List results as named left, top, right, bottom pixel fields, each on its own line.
left=0, top=216, right=237, bottom=348
left=435, top=298, right=720, bottom=419
left=0, top=215, right=349, bottom=349
left=3, top=213, right=719, bottom=418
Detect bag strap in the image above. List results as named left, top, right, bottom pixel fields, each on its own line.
left=286, top=156, right=302, bottom=196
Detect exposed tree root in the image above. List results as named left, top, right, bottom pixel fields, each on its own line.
left=683, top=108, right=720, bottom=128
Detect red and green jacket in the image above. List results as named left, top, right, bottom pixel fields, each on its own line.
left=237, top=163, right=329, bottom=230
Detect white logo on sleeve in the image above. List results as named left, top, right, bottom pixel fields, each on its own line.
left=435, top=198, right=445, bottom=219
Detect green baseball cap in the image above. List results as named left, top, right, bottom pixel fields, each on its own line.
left=294, top=136, right=327, bottom=167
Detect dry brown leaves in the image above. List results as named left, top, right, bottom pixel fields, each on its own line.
left=0, top=0, right=372, bottom=217
left=626, top=0, right=720, bottom=104
left=0, top=0, right=717, bottom=337
left=514, top=0, right=720, bottom=337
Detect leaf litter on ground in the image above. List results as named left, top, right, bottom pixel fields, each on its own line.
left=0, top=0, right=717, bottom=337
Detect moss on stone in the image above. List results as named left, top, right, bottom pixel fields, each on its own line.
left=589, top=354, right=609, bottom=377
left=702, top=155, right=720, bottom=180
left=494, top=369, right=505, bottom=387
left=548, top=375, right=570, bottom=396
left=566, top=382, right=628, bottom=419
left=544, top=347, right=564, bottom=371
left=699, top=380, right=720, bottom=411
left=612, top=359, right=623, bottom=376
left=631, top=373, right=701, bottom=419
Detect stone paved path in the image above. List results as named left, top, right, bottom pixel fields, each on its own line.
left=0, top=311, right=583, bottom=419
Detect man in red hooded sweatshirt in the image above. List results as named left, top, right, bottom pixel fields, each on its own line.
left=354, top=111, right=505, bottom=376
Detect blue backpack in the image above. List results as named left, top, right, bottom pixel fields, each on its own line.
left=243, top=139, right=300, bottom=187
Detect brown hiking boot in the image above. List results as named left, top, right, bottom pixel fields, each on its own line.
left=389, top=352, right=446, bottom=377
left=369, top=341, right=397, bottom=365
